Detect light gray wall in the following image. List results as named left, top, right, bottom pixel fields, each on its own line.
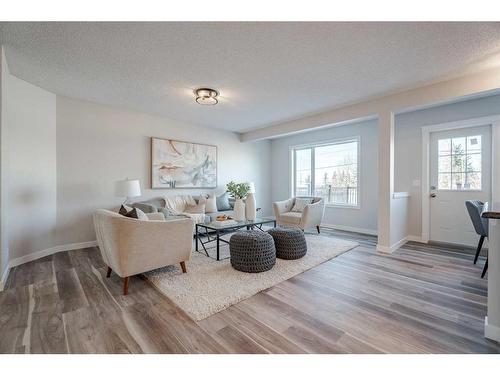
left=395, top=93, right=500, bottom=238
left=3, top=61, right=57, bottom=261
left=55, top=96, right=272, bottom=246
left=271, top=119, right=379, bottom=232
left=271, top=93, right=500, bottom=237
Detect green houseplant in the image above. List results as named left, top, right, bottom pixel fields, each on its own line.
left=226, top=181, right=250, bottom=199
left=226, top=181, right=250, bottom=221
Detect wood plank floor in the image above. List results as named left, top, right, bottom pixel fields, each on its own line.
left=1, top=229, right=498, bottom=353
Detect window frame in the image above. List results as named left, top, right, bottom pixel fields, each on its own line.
left=289, top=136, right=361, bottom=209
left=436, top=134, right=483, bottom=192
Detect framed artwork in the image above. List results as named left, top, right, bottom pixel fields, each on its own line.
left=151, top=137, right=217, bottom=189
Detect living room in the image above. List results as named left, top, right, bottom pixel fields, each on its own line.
left=2, top=1, right=500, bottom=373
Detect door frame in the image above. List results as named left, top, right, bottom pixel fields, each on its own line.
left=421, top=115, right=500, bottom=243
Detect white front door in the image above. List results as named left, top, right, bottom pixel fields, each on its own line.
left=429, top=125, right=491, bottom=246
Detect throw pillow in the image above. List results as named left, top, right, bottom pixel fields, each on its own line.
left=119, top=204, right=133, bottom=215
left=158, top=207, right=176, bottom=218
left=184, top=202, right=206, bottom=214
left=216, top=192, right=232, bottom=211
left=291, top=198, right=313, bottom=213
left=205, top=193, right=217, bottom=213
left=121, top=207, right=149, bottom=220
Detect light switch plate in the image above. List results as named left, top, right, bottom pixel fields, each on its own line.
left=412, top=179, right=421, bottom=187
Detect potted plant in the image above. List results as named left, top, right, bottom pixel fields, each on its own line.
left=226, top=181, right=250, bottom=221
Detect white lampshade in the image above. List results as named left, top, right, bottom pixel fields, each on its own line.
left=247, top=182, right=255, bottom=193
left=115, top=179, right=141, bottom=198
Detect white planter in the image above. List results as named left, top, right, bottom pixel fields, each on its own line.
left=245, top=193, right=256, bottom=221
left=233, top=199, right=246, bottom=221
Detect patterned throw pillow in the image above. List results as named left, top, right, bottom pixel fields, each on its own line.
left=158, top=207, right=176, bottom=218
left=121, top=207, right=149, bottom=220
left=291, top=198, right=313, bottom=213
left=119, top=204, right=133, bottom=215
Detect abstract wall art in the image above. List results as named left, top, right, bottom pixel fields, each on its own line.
left=151, top=137, right=217, bottom=188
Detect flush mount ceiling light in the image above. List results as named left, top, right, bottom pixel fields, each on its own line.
left=195, top=88, right=219, bottom=105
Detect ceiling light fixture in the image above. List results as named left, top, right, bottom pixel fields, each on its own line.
left=195, top=88, right=219, bottom=105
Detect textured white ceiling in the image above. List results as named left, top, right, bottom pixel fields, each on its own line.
left=1, top=22, right=500, bottom=133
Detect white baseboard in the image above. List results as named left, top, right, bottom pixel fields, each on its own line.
left=406, top=235, right=427, bottom=243
left=6, top=240, right=98, bottom=270
left=485, top=317, right=500, bottom=343
left=377, top=236, right=408, bottom=253
left=321, top=223, right=378, bottom=236
left=0, top=266, right=8, bottom=291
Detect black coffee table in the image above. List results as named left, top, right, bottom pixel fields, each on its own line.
left=195, top=218, right=276, bottom=261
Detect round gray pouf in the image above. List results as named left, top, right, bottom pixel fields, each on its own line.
left=268, top=226, right=307, bottom=260
left=230, top=231, right=276, bottom=273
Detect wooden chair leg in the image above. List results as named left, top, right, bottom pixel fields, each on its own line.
left=481, top=258, right=488, bottom=278
left=474, top=236, right=485, bottom=264
left=123, top=277, right=130, bottom=295
left=106, top=266, right=112, bottom=278
left=316, top=225, right=321, bottom=234
left=180, top=261, right=187, bottom=273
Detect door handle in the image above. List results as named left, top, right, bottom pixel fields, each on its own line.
left=430, top=193, right=437, bottom=198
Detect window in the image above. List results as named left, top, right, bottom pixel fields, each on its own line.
left=292, top=139, right=359, bottom=207
left=437, top=135, right=481, bottom=190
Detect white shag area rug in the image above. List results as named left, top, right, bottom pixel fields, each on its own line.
left=145, top=234, right=358, bottom=321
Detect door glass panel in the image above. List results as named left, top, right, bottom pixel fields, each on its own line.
left=438, top=156, right=451, bottom=173
left=438, top=173, right=451, bottom=190
left=451, top=173, right=465, bottom=190
left=438, top=138, right=451, bottom=156
left=467, top=135, right=481, bottom=153
left=452, top=137, right=466, bottom=155
left=466, top=154, right=481, bottom=172
left=465, top=172, right=481, bottom=190
left=452, top=154, right=466, bottom=173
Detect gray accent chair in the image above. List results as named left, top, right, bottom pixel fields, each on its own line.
left=465, top=200, right=488, bottom=278
left=273, top=197, right=325, bottom=233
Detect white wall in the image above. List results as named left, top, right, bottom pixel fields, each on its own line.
left=271, top=119, right=379, bottom=233
left=395, top=94, right=500, bottom=239
left=5, top=70, right=57, bottom=261
left=55, top=96, right=272, bottom=246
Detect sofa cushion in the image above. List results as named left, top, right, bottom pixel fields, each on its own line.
left=137, top=197, right=166, bottom=210
left=131, top=202, right=157, bottom=214
left=280, top=212, right=302, bottom=224
left=216, top=192, right=232, bottom=211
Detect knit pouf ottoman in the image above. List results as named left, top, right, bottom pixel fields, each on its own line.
left=267, top=226, right=307, bottom=260
left=229, top=231, right=276, bottom=273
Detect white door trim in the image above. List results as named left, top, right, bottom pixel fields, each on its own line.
left=421, top=115, right=500, bottom=243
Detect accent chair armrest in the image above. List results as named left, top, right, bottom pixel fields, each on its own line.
left=300, top=199, right=325, bottom=228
